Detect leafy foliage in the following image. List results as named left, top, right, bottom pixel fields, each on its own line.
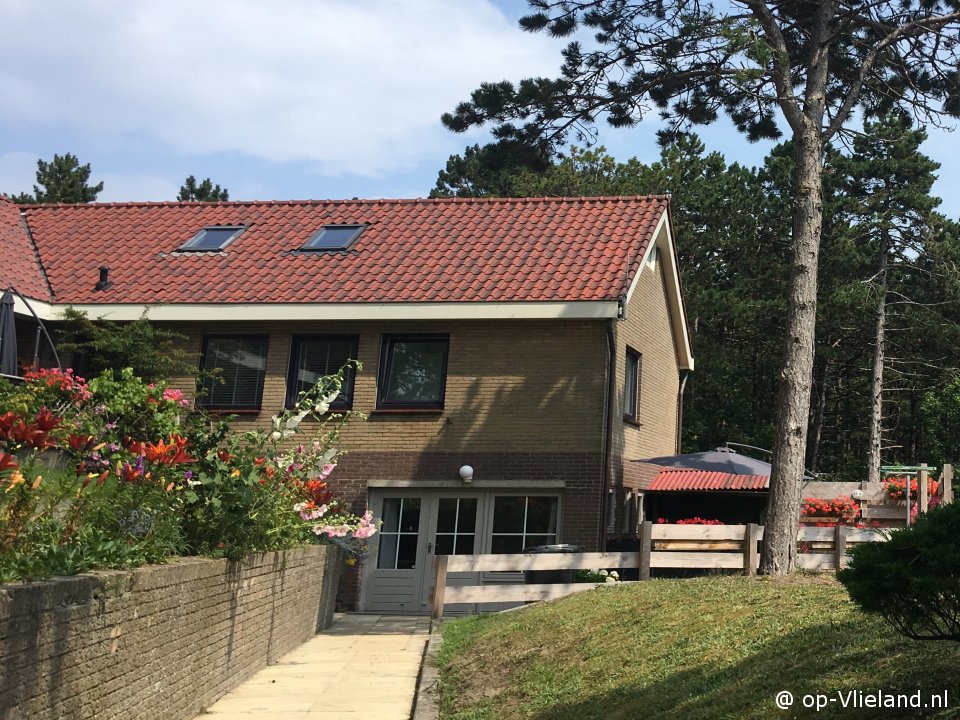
left=839, top=502, right=960, bottom=641
left=9, top=153, right=103, bottom=204
left=0, top=363, right=374, bottom=582
left=430, top=140, right=552, bottom=198
left=56, top=307, right=195, bottom=382
left=442, top=0, right=960, bottom=572
left=178, top=175, right=229, bottom=202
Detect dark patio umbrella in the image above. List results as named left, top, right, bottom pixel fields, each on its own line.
left=635, top=448, right=816, bottom=480
left=0, top=290, right=17, bottom=377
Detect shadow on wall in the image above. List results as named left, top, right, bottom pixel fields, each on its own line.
left=400, top=366, right=607, bottom=487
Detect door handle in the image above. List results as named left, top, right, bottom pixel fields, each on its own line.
left=427, top=542, right=433, bottom=553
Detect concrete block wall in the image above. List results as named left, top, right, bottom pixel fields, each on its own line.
left=0, top=545, right=339, bottom=720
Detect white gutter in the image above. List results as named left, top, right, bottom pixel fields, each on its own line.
left=14, top=298, right=621, bottom=322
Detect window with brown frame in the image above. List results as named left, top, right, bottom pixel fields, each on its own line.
left=285, top=335, right=358, bottom=409
left=624, top=347, right=641, bottom=424
left=376, top=334, right=449, bottom=409
left=197, top=335, right=268, bottom=410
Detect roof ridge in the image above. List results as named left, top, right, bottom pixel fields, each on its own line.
left=20, top=195, right=672, bottom=210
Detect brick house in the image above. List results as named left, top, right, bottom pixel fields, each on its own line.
left=2, top=195, right=693, bottom=613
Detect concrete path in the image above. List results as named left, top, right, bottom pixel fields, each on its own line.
left=197, top=614, right=431, bottom=720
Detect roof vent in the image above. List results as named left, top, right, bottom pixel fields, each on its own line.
left=94, top=266, right=112, bottom=291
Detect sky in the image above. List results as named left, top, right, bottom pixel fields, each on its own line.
left=0, top=0, right=956, bottom=218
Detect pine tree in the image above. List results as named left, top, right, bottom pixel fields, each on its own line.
left=443, top=0, right=960, bottom=574
left=11, top=153, right=103, bottom=204
left=178, top=176, right=229, bottom=202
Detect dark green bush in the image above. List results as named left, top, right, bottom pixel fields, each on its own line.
left=838, top=502, right=960, bottom=641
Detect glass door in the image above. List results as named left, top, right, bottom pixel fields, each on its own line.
left=363, top=494, right=429, bottom=613
left=426, top=496, right=482, bottom=615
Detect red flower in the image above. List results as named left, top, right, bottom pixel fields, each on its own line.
left=0, top=452, right=18, bottom=474
left=32, top=407, right=62, bottom=433
left=67, top=434, right=96, bottom=453
left=118, top=462, right=143, bottom=483
left=305, top=480, right=335, bottom=506
left=142, top=435, right=194, bottom=464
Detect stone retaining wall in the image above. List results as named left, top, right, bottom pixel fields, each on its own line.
left=0, top=545, right=339, bottom=720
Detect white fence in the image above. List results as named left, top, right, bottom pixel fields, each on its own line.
left=431, top=522, right=884, bottom=619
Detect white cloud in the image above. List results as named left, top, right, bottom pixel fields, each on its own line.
left=0, top=1, right=563, bottom=177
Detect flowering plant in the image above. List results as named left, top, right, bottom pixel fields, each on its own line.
left=883, top=476, right=940, bottom=503
left=0, top=360, right=376, bottom=581
left=800, top=496, right=861, bottom=523
left=656, top=517, right=724, bottom=525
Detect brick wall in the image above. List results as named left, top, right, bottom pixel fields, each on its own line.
left=164, top=318, right=608, bottom=454
left=0, top=545, right=339, bottom=720
left=607, top=240, right=684, bottom=532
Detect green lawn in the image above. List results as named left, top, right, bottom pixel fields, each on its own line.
left=435, top=576, right=960, bottom=719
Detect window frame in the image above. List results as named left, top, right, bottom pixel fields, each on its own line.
left=489, top=494, right=561, bottom=554
left=284, top=334, right=359, bottom=410
left=178, top=225, right=248, bottom=252
left=376, top=333, right=450, bottom=410
left=197, top=334, right=269, bottom=411
left=301, top=224, right=367, bottom=252
left=623, top=346, right=642, bottom=426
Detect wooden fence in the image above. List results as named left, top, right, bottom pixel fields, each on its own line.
left=431, top=522, right=885, bottom=619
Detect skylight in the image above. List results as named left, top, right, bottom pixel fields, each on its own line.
left=302, top=224, right=366, bottom=251
left=179, top=225, right=247, bottom=252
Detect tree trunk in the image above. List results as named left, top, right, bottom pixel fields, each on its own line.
left=866, top=233, right=889, bottom=484
left=760, top=127, right=824, bottom=575
left=806, top=352, right=831, bottom=475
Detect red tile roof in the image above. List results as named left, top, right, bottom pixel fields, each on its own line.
left=17, top=196, right=668, bottom=305
left=648, top=469, right=769, bottom=492
left=0, top=197, right=50, bottom=301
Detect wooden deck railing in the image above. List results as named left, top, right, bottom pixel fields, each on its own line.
left=431, top=522, right=885, bottom=619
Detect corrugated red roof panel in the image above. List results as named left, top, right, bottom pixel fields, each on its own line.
left=19, top=196, right=669, bottom=305
left=648, top=469, right=769, bottom=492
left=0, top=197, right=50, bottom=301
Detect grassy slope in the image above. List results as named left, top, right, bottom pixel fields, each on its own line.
left=436, top=576, right=960, bottom=720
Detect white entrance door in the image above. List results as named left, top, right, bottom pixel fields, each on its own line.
left=362, top=491, right=484, bottom=613
left=361, top=490, right=561, bottom=614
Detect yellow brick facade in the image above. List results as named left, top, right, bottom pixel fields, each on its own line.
left=165, top=319, right=609, bottom=455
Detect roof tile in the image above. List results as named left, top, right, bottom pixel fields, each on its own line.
left=20, top=196, right=668, bottom=305
left=0, top=197, right=50, bottom=301
left=648, top=469, right=769, bottom=492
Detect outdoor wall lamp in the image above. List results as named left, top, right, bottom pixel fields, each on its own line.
left=851, top=488, right=864, bottom=501
left=459, top=465, right=474, bottom=483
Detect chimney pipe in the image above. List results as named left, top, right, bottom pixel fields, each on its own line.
left=94, top=266, right=112, bottom=291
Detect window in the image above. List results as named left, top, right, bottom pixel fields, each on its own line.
left=198, top=336, right=268, bottom=410
left=607, top=488, right=617, bottom=532
left=377, top=334, right=449, bottom=409
left=285, top=335, right=358, bottom=409
left=646, top=244, right=659, bottom=270
left=624, top=347, right=641, bottom=424
left=434, top=498, right=477, bottom=556
left=179, top=225, right=247, bottom=251
left=491, top=496, right=559, bottom=553
left=302, top=224, right=366, bottom=251
left=377, top=498, right=421, bottom=569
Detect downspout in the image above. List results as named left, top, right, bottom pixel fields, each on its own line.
left=600, top=304, right=622, bottom=549
left=676, top=369, right=689, bottom=454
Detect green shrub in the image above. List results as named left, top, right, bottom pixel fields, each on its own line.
left=56, top=307, right=195, bottom=382
left=838, top=502, right=960, bottom=641
left=0, top=362, right=376, bottom=583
